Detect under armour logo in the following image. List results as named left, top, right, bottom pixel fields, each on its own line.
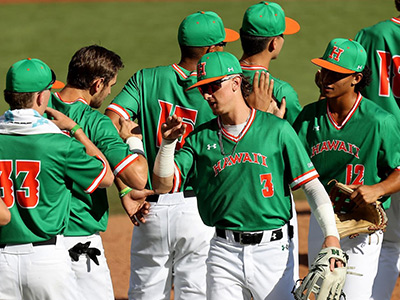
left=207, top=144, right=217, bottom=150
left=227, top=67, right=234, bottom=72
left=313, top=125, right=320, bottom=131
left=328, top=46, right=344, bottom=62
left=357, top=65, right=363, bottom=70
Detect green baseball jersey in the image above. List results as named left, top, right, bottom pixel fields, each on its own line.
left=241, top=64, right=302, bottom=125
left=173, top=108, right=318, bottom=231
left=48, top=93, right=139, bottom=236
left=0, top=110, right=106, bottom=244
left=107, top=64, right=215, bottom=190
left=355, top=17, right=400, bottom=123
left=293, top=94, right=400, bottom=210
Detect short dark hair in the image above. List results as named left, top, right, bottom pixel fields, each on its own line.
left=356, top=65, right=372, bottom=93
left=396, top=0, right=400, bottom=11
left=240, top=74, right=252, bottom=99
left=240, top=29, right=273, bottom=57
left=4, top=91, right=35, bottom=110
left=67, top=45, right=124, bottom=89
left=179, top=45, right=210, bottom=60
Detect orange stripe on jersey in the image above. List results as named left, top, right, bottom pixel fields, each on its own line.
left=172, top=162, right=182, bottom=193
left=290, top=169, right=319, bottom=190
left=54, top=92, right=88, bottom=105
left=240, top=64, right=268, bottom=72
left=218, top=108, right=256, bottom=142
left=106, top=103, right=130, bottom=120
left=172, top=64, right=188, bottom=79
left=113, top=154, right=139, bottom=176
left=85, top=155, right=108, bottom=194
left=391, top=17, right=400, bottom=25
left=327, top=93, right=362, bottom=130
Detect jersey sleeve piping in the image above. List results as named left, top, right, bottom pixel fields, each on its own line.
left=113, top=154, right=139, bottom=176
left=171, top=162, right=182, bottom=193
left=106, top=103, right=131, bottom=119
left=85, top=155, right=108, bottom=194
left=290, top=169, right=319, bottom=190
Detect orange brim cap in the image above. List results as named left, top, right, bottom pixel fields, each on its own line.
left=283, top=17, right=300, bottom=35
left=52, top=80, right=65, bottom=89
left=187, top=75, right=227, bottom=90
left=311, top=58, right=355, bottom=74
left=224, top=28, right=240, bottom=42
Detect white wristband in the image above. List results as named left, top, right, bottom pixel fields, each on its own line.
left=313, top=203, right=340, bottom=240
left=126, top=136, right=144, bottom=153
left=153, top=138, right=177, bottom=178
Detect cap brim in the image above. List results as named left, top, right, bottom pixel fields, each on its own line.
left=224, top=28, right=240, bottom=42
left=311, top=58, right=355, bottom=74
left=186, top=75, right=227, bottom=91
left=51, top=80, right=65, bottom=89
left=283, top=17, right=300, bottom=35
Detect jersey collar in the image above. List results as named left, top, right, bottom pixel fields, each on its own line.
left=217, top=108, right=256, bottom=142
left=391, top=17, right=400, bottom=25
left=240, top=63, right=268, bottom=72
left=327, top=92, right=362, bottom=130
left=172, top=64, right=197, bottom=80
left=54, top=92, right=89, bottom=106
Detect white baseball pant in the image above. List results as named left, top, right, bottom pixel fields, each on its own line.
left=0, top=235, right=83, bottom=300
left=128, top=192, right=215, bottom=300
left=64, top=233, right=114, bottom=300
left=308, top=213, right=383, bottom=300
left=207, top=223, right=295, bottom=300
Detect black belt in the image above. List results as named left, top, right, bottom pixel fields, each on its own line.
left=0, top=236, right=57, bottom=249
left=216, top=228, right=283, bottom=245
left=147, top=190, right=196, bottom=202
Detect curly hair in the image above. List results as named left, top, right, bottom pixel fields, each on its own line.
left=355, top=66, right=372, bottom=93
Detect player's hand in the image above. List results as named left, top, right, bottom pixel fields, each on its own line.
left=45, top=107, right=77, bottom=130
left=246, top=71, right=274, bottom=112
left=321, top=235, right=343, bottom=271
left=118, top=117, right=142, bottom=141
left=161, top=114, right=186, bottom=140
left=267, top=96, right=286, bottom=119
left=348, top=184, right=384, bottom=207
left=120, top=188, right=154, bottom=226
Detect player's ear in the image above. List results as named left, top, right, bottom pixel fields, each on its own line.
left=91, top=78, right=105, bottom=94
left=232, top=76, right=241, bottom=92
left=206, top=45, right=217, bottom=53
left=351, top=73, right=363, bottom=86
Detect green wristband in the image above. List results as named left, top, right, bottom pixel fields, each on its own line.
left=119, top=187, right=133, bottom=198
left=70, top=124, right=82, bottom=136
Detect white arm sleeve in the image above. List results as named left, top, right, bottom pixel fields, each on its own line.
left=153, top=138, right=177, bottom=178
left=302, top=179, right=340, bottom=240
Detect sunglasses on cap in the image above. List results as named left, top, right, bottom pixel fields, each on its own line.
left=198, top=75, right=238, bottom=95
left=215, top=41, right=227, bottom=47
left=40, top=70, right=57, bottom=92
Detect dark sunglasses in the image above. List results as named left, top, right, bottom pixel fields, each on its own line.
left=215, top=41, right=227, bottom=47
left=198, top=75, right=237, bottom=95
left=40, top=70, right=57, bottom=92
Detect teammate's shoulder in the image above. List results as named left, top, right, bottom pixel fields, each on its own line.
left=357, top=19, right=396, bottom=38
left=361, top=96, right=397, bottom=120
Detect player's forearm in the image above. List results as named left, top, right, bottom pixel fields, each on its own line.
left=0, top=200, right=11, bottom=226
left=73, top=128, right=114, bottom=187
left=302, top=178, right=340, bottom=240
left=152, top=138, right=177, bottom=194
left=105, top=110, right=121, bottom=131
left=118, top=156, right=148, bottom=190
left=372, top=169, right=400, bottom=197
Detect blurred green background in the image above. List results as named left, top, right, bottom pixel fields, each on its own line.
left=0, top=0, right=396, bottom=214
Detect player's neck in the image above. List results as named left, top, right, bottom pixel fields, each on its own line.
left=221, top=100, right=251, bottom=126
left=327, top=92, right=359, bottom=124
left=58, top=86, right=91, bottom=105
left=240, top=52, right=271, bottom=69
left=178, top=57, right=199, bottom=72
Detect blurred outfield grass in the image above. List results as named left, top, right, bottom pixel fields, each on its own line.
left=0, top=0, right=396, bottom=214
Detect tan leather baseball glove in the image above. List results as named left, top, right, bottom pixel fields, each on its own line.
left=329, top=180, right=388, bottom=239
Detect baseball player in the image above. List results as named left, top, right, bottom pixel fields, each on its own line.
left=47, top=45, right=149, bottom=300
left=354, top=2, right=400, bottom=299
left=238, top=1, right=303, bottom=281
left=293, top=38, right=400, bottom=300
left=239, top=1, right=302, bottom=125
left=0, top=58, right=113, bottom=299
left=152, top=51, right=342, bottom=300
left=105, top=11, right=239, bottom=300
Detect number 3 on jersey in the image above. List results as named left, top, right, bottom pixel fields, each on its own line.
left=260, top=173, right=274, bottom=197
left=0, top=160, right=41, bottom=209
left=157, top=100, right=198, bottom=150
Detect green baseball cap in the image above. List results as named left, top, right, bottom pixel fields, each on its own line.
left=311, top=38, right=367, bottom=74
left=187, top=52, right=242, bottom=89
left=241, top=1, right=300, bottom=37
left=178, top=11, right=239, bottom=46
left=5, top=58, right=65, bottom=93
